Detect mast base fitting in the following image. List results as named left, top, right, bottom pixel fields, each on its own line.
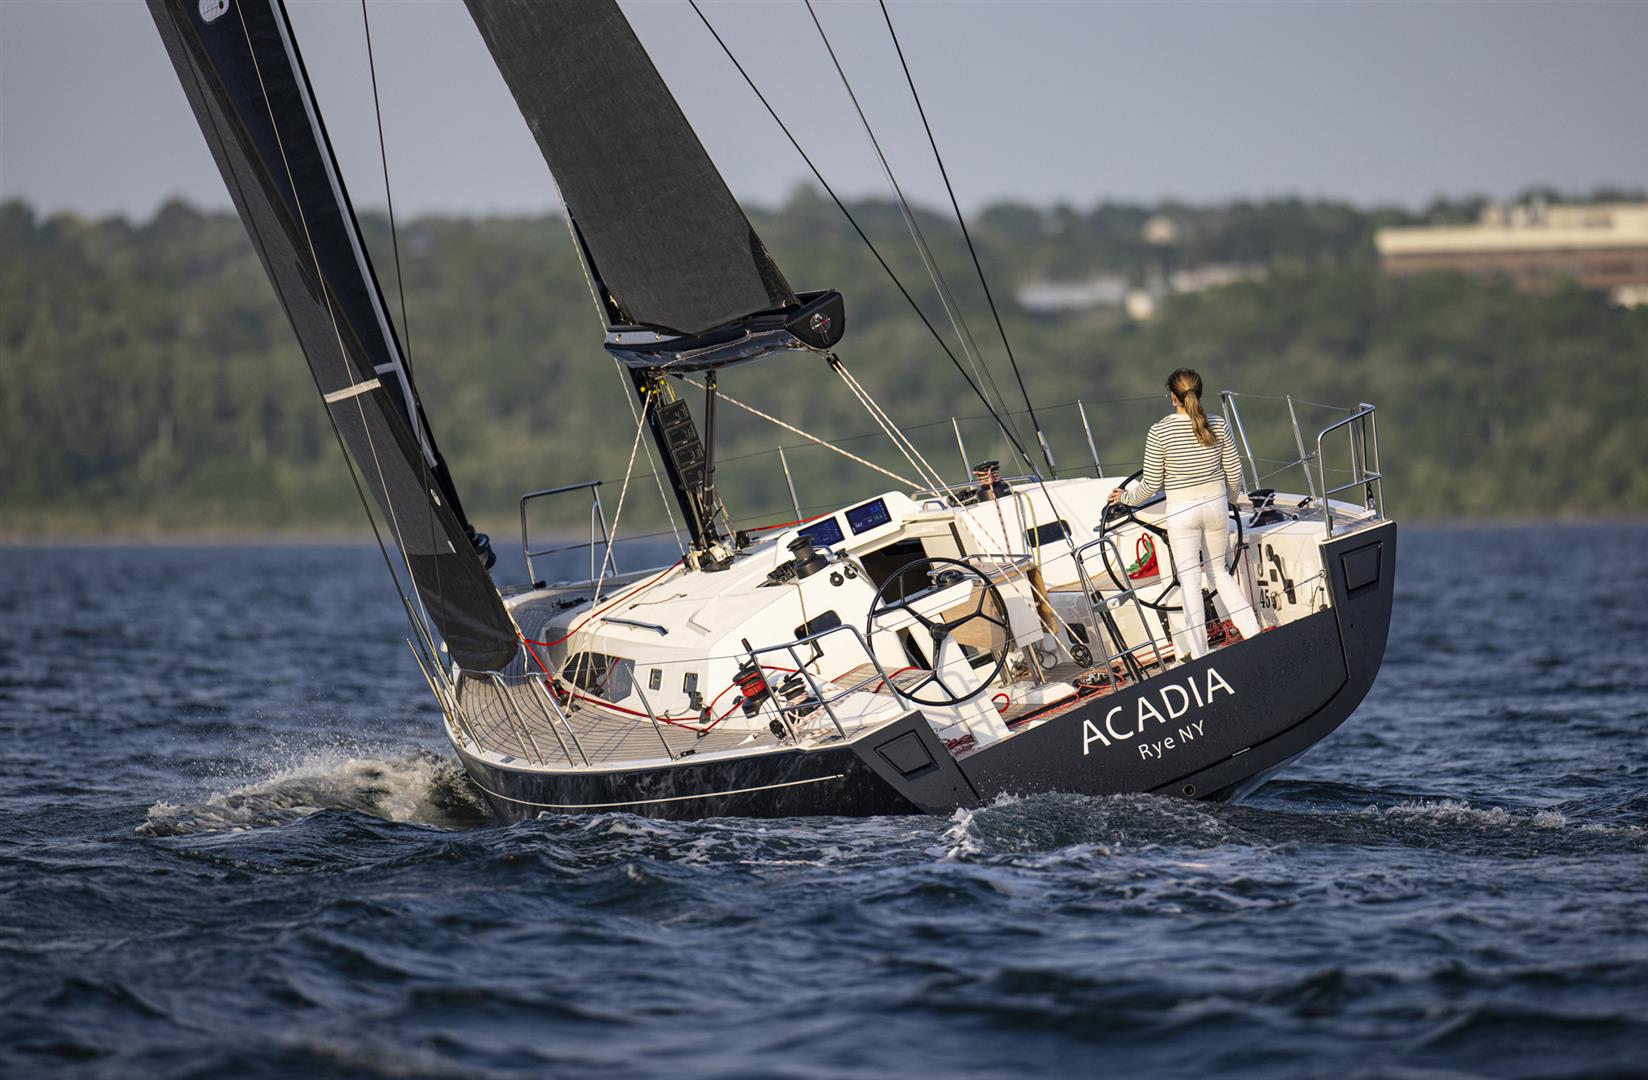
left=685, top=542, right=735, bottom=573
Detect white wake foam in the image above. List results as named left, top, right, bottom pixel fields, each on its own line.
left=1358, top=799, right=1648, bottom=842
left=139, top=749, right=486, bottom=837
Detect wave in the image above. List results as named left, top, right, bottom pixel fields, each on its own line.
left=932, top=789, right=1648, bottom=863
left=138, top=749, right=489, bottom=837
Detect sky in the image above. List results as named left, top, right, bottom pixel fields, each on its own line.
left=2, top=0, right=1645, bottom=223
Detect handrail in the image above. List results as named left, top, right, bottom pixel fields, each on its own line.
left=1220, top=390, right=1262, bottom=494
left=742, top=622, right=903, bottom=740
left=519, top=480, right=613, bottom=586
left=461, top=670, right=591, bottom=768
left=525, top=673, right=590, bottom=768
left=739, top=542, right=1180, bottom=745
left=486, top=671, right=547, bottom=766
left=1068, top=533, right=1175, bottom=678
left=1315, top=405, right=1384, bottom=537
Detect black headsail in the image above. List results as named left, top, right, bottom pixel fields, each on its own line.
left=148, top=0, right=518, bottom=671
left=465, top=0, right=844, bottom=550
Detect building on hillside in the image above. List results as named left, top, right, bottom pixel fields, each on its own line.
left=1122, top=264, right=1267, bottom=321
left=1375, top=201, right=1648, bottom=307
left=1016, top=264, right=1265, bottom=321
left=1015, top=276, right=1131, bottom=315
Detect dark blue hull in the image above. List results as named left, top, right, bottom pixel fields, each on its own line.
left=462, top=523, right=1397, bottom=821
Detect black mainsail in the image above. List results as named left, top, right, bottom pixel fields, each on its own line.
left=464, top=0, right=791, bottom=338
left=148, top=0, right=518, bottom=672
left=464, top=0, right=844, bottom=368
left=465, top=0, right=844, bottom=551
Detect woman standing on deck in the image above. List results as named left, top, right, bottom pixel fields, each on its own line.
left=1107, top=368, right=1263, bottom=662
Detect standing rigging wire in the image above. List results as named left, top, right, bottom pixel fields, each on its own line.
left=830, top=356, right=953, bottom=496
left=686, top=0, right=1035, bottom=476
left=360, top=3, right=414, bottom=381
left=588, top=387, right=657, bottom=610
left=800, top=0, right=1025, bottom=468
left=813, top=0, right=1102, bottom=621
left=359, top=0, right=449, bottom=662
left=558, top=387, right=663, bottom=718
left=861, top=2, right=1093, bottom=588
left=878, top=0, right=1056, bottom=479
left=676, top=374, right=921, bottom=490
left=614, top=366, right=688, bottom=556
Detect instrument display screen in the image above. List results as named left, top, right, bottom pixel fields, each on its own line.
left=798, top=517, right=845, bottom=548
left=845, top=498, right=892, bottom=535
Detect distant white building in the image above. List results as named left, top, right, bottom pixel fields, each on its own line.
left=1016, top=263, right=1265, bottom=321
left=1015, top=276, right=1130, bottom=315
left=1375, top=201, right=1648, bottom=306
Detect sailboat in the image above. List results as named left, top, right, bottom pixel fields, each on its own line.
left=148, top=0, right=1395, bottom=821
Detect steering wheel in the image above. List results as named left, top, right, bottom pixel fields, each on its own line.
left=1099, top=469, right=1245, bottom=613
left=866, top=557, right=1010, bottom=707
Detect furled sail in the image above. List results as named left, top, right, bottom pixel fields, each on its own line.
left=465, top=0, right=842, bottom=357
left=148, top=0, right=518, bottom=672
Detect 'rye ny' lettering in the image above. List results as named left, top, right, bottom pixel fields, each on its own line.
left=1082, top=668, right=1234, bottom=756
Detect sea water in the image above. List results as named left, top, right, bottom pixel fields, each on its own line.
left=1, top=526, right=1645, bottom=1078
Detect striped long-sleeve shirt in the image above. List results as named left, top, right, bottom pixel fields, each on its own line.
left=1123, top=413, right=1244, bottom=506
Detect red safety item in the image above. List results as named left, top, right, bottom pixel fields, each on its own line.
left=1127, top=535, right=1159, bottom=580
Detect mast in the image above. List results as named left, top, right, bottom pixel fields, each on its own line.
left=464, top=0, right=845, bottom=555
left=147, top=0, right=518, bottom=671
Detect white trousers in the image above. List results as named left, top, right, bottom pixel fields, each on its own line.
left=1162, top=484, right=1262, bottom=662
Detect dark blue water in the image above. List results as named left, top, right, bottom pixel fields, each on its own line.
left=2, top=526, right=1646, bottom=1078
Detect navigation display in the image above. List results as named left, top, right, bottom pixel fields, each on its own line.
left=845, top=498, right=892, bottom=535
left=797, top=517, right=845, bottom=548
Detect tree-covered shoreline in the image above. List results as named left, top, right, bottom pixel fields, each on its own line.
left=3, top=190, right=1644, bottom=541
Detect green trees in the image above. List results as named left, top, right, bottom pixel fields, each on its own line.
left=1, top=192, right=1643, bottom=537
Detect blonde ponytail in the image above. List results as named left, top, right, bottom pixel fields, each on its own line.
left=1167, top=368, right=1215, bottom=447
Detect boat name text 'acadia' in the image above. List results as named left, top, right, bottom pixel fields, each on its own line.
left=1082, top=668, right=1236, bottom=756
